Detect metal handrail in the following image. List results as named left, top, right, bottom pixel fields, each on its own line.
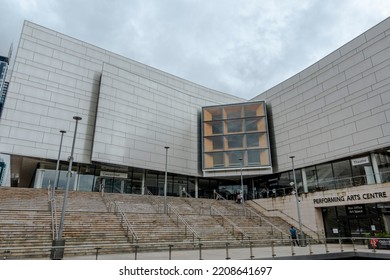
left=114, top=201, right=139, bottom=243
left=210, top=206, right=250, bottom=241
left=213, top=191, right=226, bottom=200
left=167, top=203, right=201, bottom=243
left=182, top=189, right=192, bottom=198
left=244, top=206, right=288, bottom=238
left=248, top=200, right=320, bottom=241
left=47, top=183, right=58, bottom=241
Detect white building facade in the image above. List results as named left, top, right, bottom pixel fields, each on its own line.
left=1, top=19, right=390, bottom=239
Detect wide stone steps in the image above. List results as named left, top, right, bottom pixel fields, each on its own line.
left=0, top=187, right=299, bottom=258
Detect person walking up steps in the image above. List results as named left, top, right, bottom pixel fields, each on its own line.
left=290, top=226, right=299, bottom=246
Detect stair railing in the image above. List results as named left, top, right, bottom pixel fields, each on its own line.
left=146, top=190, right=164, bottom=213
left=243, top=206, right=288, bottom=239
left=213, top=190, right=226, bottom=200
left=47, top=182, right=58, bottom=241
left=167, top=203, right=201, bottom=243
left=210, top=206, right=250, bottom=241
left=114, top=201, right=139, bottom=243
left=182, top=188, right=192, bottom=198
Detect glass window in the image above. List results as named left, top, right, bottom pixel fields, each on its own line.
left=226, top=135, right=243, bottom=149
left=244, top=106, right=258, bottom=117
left=225, top=106, right=242, bottom=119
left=78, top=174, right=95, bottom=192
left=332, top=160, right=352, bottom=188
left=227, top=119, right=242, bottom=133
left=211, top=121, right=223, bottom=134
left=227, top=151, right=244, bottom=167
left=246, top=133, right=260, bottom=147
left=211, top=136, right=223, bottom=150
left=316, top=163, right=335, bottom=190
left=212, top=153, right=224, bottom=167
left=351, top=157, right=375, bottom=185
left=375, top=152, right=390, bottom=183
left=305, top=166, right=317, bottom=192
left=245, top=119, right=258, bottom=131
left=247, top=150, right=260, bottom=165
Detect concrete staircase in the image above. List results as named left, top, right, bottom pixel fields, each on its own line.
left=0, top=187, right=297, bottom=258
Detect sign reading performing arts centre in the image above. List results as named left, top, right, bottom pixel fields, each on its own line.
left=313, top=191, right=387, bottom=205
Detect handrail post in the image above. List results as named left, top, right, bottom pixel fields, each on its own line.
left=225, top=242, right=230, bottom=260
left=134, top=245, right=139, bottom=260
left=168, top=244, right=173, bottom=260
left=271, top=241, right=276, bottom=258
left=308, top=238, right=313, bottom=255
left=324, top=234, right=329, bottom=254
left=198, top=243, right=203, bottom=260
left=352, top=238, right=356, bottom=252
left=339, top=237, right=344, bottom=252
left=249, top=239, right=254, bottom=259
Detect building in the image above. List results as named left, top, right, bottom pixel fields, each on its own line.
left=0, top=19, right=389, bottom=239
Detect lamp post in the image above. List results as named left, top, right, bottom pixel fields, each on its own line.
left=52, top=130, right=66, bottom=199
left=57, top=116, right=82, bottom=242
left=164, top=146, right=169, bottom=214
left=239, top=158, right=245, bottom=209
left=290, top=155, right=303, bottom=246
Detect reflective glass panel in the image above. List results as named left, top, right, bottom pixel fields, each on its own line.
left=246, top=133, right=260, bottom=147
left=227, top=120, right=242, bottom=133
left=226, top=135, right=243, bottom=149
left=245, top=119, right=258, bottom=131
left=247, top=150, right=260, bottom=165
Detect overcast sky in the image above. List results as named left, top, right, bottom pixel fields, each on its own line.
left=1, top=0, right=390, bottom=99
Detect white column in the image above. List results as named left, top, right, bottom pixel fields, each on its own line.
left=302, top=168, right=308, bottom=193
left=370, top=153, right=382, bottom=184
left=195, top=178, right=199, bottom=198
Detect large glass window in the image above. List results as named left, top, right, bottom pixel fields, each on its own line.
left=246, top=133, right=260, bottom=147
left=226, top=135, right=243, bottom=149
left=227, top=119, right=242, bottom=133
left=247, top=150, right=260, bottom=165
left=211, top=122, right=223, bottom=134
left=211, top=136, right=223, bottom=150
left=225, top=106, right=242, bottom=119
left=227, top=151, right=243, bottom=167
left=212, top=153, right=224, bottom=167
left=202, top=101, right=271, bottom=171
left=332, top=160, right=353, bottom=188
left=375, top=152, right=390, bottom=183
left=316, top=163, right=334, bottom=190
left=245, top=119, right=258, bottom=132
left=351, top=156, right=375, bottom=185
left=305, top=166, right=317, bottom=192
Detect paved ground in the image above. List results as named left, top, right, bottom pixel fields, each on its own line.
left=63, top=243, right=390, bottom=260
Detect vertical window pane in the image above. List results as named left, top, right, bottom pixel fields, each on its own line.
left=226, top=135, right=243, bottom=149
left=245, top=119, right=258, bottom=131
left=211, top=136, right=223, bottom=150
left=316, top=163, right=334, bottom=190
left=227, top=120, right=242, bottom=133
left=247, top=150, right=260, bottom=165
left=211, top=121, right=223, bottom=134
left=213, top=153, right=224, bottom=167
left=225, top=106, right=242, bottom=119
left=246, top=133, right=260, bottom=147
left=227, top=151, right=244, bottom=167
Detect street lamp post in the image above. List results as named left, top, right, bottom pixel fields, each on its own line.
left=52, top=130, right=66, bottom=199
left=57, top=116, right=82, bottom=242
left=164, top=146, right=169, bottom=214
left=239, top=158, right=245, bottom=210
left=290, top=155, right=304, bottom=246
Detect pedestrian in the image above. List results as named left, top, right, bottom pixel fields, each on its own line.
left=290, top=226, right=299, bottom=246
